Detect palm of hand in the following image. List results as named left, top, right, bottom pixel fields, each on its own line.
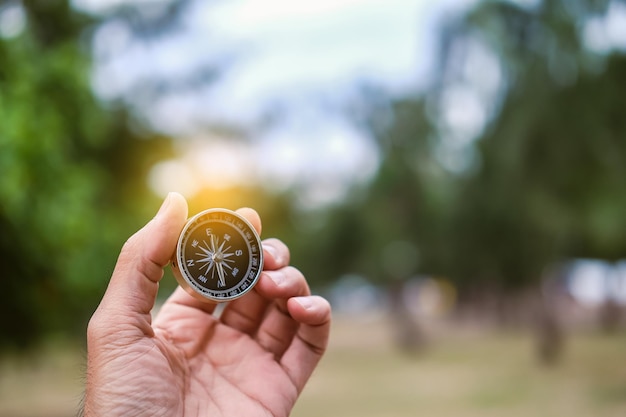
left=98, top=299, right=299, bottom=417
left=147, top=301, right=298, bottom=417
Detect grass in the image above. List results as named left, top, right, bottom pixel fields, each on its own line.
left=1, top=317, right=625, bottom=417
left=292, top=317, right=626, bottom=417
left=0, top=340, right=85, bottom=417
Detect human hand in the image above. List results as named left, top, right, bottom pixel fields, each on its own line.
left=84, top=193, right=331, bottom=417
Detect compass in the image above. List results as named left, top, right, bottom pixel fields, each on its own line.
left=172, top=208, right=263, bottom=303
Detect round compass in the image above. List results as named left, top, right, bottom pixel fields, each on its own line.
left=172, top=208, right=263, bottom=303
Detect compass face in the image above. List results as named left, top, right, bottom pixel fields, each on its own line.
left=172, top=208, right=263, bottom=303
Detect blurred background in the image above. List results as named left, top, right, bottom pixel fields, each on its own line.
left=1, top=0, right=626, bottom=416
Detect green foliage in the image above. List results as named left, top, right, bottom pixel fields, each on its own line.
left=250, top=1, right=626, bottom=293
left=364, top=0, right=626, bottom=291
left=470, top=53, right=626, bottom=261
left=0, top=1, right=169, bottom=349
left=442, top=1, right=626, bottom=290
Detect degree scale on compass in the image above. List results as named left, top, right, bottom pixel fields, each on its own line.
left=171, top=208, right=264, bottom=303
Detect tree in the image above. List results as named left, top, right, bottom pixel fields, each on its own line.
left=437, top=0, right=626, bottom=290
left=449, top=1, right=626, bottom=361
left=334, top=0, right=626, bottom=356
left=0, top=0, right=171, bottom=349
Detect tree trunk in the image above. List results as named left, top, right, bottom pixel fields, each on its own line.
left=599, top=299, right=623, bottom=333
left=388, top=280, right=427, bottom=354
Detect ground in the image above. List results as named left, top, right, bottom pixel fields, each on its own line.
left=1, top=316, right=625, bottom=417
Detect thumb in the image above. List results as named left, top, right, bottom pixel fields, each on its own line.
left=92, top=192, right=188, bottom=337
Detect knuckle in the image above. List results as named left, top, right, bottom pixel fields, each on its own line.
left=263, top=237, right=289, bottom=253
left=284, top=266, right=310, bottom=295
left=87, top=310, right=106, bottom=341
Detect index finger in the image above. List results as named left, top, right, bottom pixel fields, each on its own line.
left=235, top=207, right=262, bottom=236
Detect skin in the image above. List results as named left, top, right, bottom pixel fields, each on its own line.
left=84, top=193, right=332, bottom=417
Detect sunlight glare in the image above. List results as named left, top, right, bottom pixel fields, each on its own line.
left=148, top=160, right=200, bottom=198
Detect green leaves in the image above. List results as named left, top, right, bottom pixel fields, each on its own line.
left=0, top=3, right=161, bottom=349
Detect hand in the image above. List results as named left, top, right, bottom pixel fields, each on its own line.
left=84, top=193, right=331, bottom=417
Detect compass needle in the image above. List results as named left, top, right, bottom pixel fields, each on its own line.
left=216, top=263, right=226, bottom=287
left=222, top=247, right=234, bottom=259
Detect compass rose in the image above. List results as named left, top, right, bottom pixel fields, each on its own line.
left=195, top=234, right=236, bottom=287
left=172, top=209, right=263, bottom=303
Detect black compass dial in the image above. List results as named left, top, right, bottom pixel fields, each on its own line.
left=172, top=208, right=263, bottom=303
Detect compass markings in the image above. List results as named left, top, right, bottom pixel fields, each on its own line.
left=175, top=209, right=263, bottom=302
left=194, top=235, right=238, bottom=287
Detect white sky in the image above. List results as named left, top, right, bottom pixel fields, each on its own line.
left=85, top=0, right=465, bottom=125
left=197, top=0, right=437, bottom=120
left=568, top=260, right=626, bottom=306
left=74, top=0, right=478, bottom=206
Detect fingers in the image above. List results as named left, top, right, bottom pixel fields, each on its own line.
left=281, top=296, right=332, bottom=393
left=90, top=193, right=188, bottom=338
left=252, top=266, right=310, bottom=358
left=261, top=238, right=290, bottom=271
left=219, top=238, right=293, bottom=335
left=235, top=207, right=262, bottom=236
left=221, top=236, right=321, bottom=366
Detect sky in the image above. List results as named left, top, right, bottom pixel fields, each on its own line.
left=183, top=0, right=440, bottom=122
left=83, top=0, right=466, bottom=128
left=70, top=0, right=480, bottom=207
left=568, top=260, right=626, bottom=306
left=80, top=0, right=458, bottom=113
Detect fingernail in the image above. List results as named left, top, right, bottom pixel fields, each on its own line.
left=268, top=270, right=285, bottom=287
left=264, top=244, right=281, bottom=264
left=156, top=193, right=173, bottom=218
left=295, top=296, right=315, bottom=311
